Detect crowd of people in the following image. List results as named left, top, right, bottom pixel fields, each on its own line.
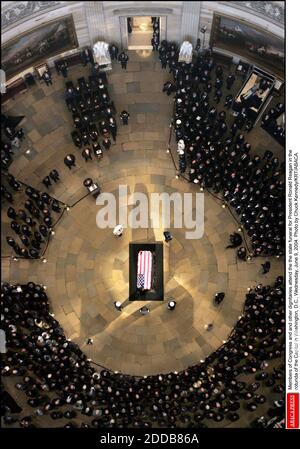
left=108, top=43, right=129, bottom=70
left=65, top=68, right=117, bottom=165
left=1, top=40, right=285, bottom=429
left=151, top=17, right=160, bottom=51
left=1, top=277, right=284, bottom=428
left=261, top=102, right=285, bottom=146
left=1, top=115, right=26, bottom=170
left=4, top=176, right=63, bottom=259
left=160, top=42, right=284, bottom=258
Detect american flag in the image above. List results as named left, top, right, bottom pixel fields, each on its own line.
left=137, top=250, right=152, bottom=290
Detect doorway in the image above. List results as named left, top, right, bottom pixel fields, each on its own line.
left=127, top=16, right=160, bottom=50
left=120, top=16, right=166, bottom=51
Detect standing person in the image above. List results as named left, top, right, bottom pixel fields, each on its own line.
left=108, top=117, right=117, bottom=142
left=64, top=154, right=76, bottom=170
left=120, top=111, right=130, bottom=125
left=109, top=44, right=119, bottom=60
left=226, top=232, right=242, bottom=249
left=118, top=51, right=129, bottom=70
left=261, top=261, right=271, bottom=274
left=226, top=74, right=236, bottom=90
left=81, top=48, right=92, bottom=66
left=127, top=17, right=133, bottom=33
left=195, top=38, right=201, bottom=55
left=49, top=169, right=60, bottom=183
left=58, top=61, right=68, bottom=78
left=159, top=47, right=168, bottom=69
left=151, top=34, right=159, bottom=51
left=102, top=137, right=111, bottom=151
left=224, top=94, right=233, bottom=109
left=11, top=221, right=21, bottom=235
left=214, top=292, right=225, bottom=305
left=52, top=200, right=61, bottom=213
left=39, top=225, right=49, bottom=238
left=29, top=248, right=40, bottom=259
left=42, top=70, right=52, bottom=86
left=214, top=88, right=222, bottom=104
left=82, top=148, right=93, bottom=162
left=237, top=247, right=247, bottom=261
left=162, top=81, right=175, bottom=96
left=42, top=176, right=52, bottom=189
left=6, top=236, right=17, bottom=249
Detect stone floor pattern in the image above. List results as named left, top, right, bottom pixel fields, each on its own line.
left=2, top=51, right=284, bottom=377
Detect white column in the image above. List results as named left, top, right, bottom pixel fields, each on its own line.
left=85, top=1, right=107, bottom=45
left=180, top=1, right=202, bottom=45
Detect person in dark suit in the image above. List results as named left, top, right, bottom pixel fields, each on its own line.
left=82, top=148, right=93, bottom=162
left=261, top=261, right=271, bottom=274
left=49, top=169, right=60, bottom=183
left=108, top=117, right=117, bottom=142
left=226, top=232, right=242, bottom=248
left=226, top=74, right=235, bottom=90
left=214, top=292, right=225, bottom=305
left=42, top=71, right=52, bottom=86
left=109, top=44, right=119, bottom=60
left=163, top=81, right=176, bottom=96
left=214, top=88, right=222, bottom=104
left=64, top=154, right=76, bottom=170
left=42, top=176, right=52, bottom=189
left=7, top=207, right=17, bottom=220
left=6, top=236, right=16, bottom=248
left=92, top=142, right=103, bottom=159
left=81, top=48, right=92, bottom=66
left=34, top=231, right=44, bottom=243
left=39, top=225, right=49, bottom=238
left=237, top=247, right=247, bottom=261
left=20, top=234, right=30, bottom=247
left=21, top=224, right=32, bottom=237
left=10, top=221, right=21, bottom=235
left=118, top=51, right=129, bottom=69
left=102, top=137, right=111, bottom=151
left=127, top=17, right=133, bottom=33
left=29, top=248, right=40, bottom=258
left=58, top=61, right=68, bottom=78
left=52, top=200, right=61, bottom=213
left=120, top=111, right=130, bottom=125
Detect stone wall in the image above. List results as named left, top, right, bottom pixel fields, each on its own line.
left=198, top=1, right=284, bottom=49
left=1, top=1, right=284, bottom=70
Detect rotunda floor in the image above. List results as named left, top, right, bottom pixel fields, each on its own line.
left=1, top=51, right=284, bottom=376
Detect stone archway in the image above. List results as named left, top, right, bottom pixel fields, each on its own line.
left=119, top=14, right=167, bottom=50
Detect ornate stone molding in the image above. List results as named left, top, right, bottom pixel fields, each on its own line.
left=219, top=1, right=284, bottom=26
left=1, top=1, right=66, bottom=31
left=181, top=1, right=201, bottom=44
left=85, top=1, right=107, bottom=45
left=112, top=7, right=173, bottom=16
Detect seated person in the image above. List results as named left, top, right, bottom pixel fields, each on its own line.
left=226, top=232, right=242, bottom=249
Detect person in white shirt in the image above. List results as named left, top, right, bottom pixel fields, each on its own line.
left=113, top=224, right=123, bottom=237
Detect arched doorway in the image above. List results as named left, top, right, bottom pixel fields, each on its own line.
left=119, top=15, right=167, bottom=50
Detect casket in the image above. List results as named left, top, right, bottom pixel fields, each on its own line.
left=137, top=250, right=153, bottom=290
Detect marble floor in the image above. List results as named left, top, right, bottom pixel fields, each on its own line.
left=1, top=51, right=284, bottom=377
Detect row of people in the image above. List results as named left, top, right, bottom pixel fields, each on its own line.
left=5, top=183, right=63, bottom=259
left=161, top=45, right=284, bottom=257
left=1, top=277, right=284, bottom=428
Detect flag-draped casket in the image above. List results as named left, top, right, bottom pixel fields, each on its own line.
left=137, top=250, right=152, bottom=290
